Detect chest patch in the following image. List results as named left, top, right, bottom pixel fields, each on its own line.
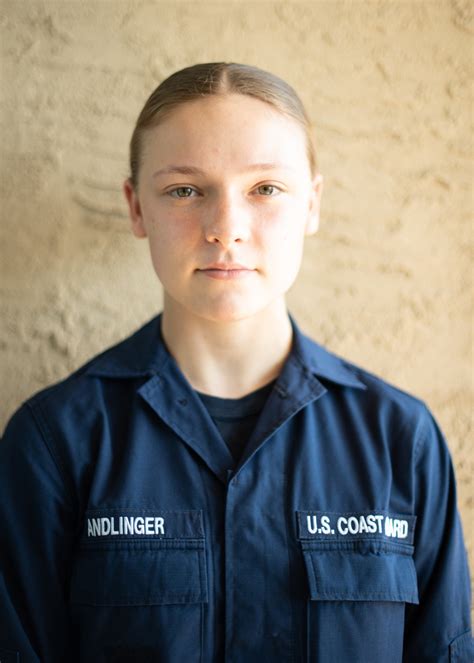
left=82, top=508, right=204, bottom=540
left=297, top=510, right=416, bottom=544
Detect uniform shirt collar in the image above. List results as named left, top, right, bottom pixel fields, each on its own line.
left=288, top=314, right=366, bottom=389
left=84, top=311, right=366, bottom=390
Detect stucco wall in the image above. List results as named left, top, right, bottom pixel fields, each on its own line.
left=1, top=0, right=472, bottom=596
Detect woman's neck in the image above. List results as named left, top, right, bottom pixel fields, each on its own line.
left=160, top=298, right=293, bottom=398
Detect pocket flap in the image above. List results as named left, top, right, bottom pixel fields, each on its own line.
left=449, top=630, right=473, bottom=662
left=0, top=650, right=20, bottom=663
left=70, top=540, right=208, bottom=606
left=302, top=547, right=419, bottom=604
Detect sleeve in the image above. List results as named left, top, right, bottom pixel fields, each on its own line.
left=403, top=404, right=473, bottom=662
left=0, top=403, right=76, bottom=662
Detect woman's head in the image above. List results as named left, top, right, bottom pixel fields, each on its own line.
left=128, top=62, right=318, bottom=192
left=123, top=63, right=323, bottom=325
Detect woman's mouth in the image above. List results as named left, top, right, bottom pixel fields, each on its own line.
left=198, top=262, right=255, bottom=280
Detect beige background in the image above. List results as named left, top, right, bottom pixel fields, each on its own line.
left=1, top=0, right=472, bottom=597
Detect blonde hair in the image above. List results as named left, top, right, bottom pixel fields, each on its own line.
left=129, top=62, right=318, bottom=190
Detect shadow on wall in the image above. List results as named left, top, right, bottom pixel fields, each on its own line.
left=1, top=169, right=162, bottom=426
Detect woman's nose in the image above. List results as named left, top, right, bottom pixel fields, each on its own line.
left=204, top=193, right=251, bottom=246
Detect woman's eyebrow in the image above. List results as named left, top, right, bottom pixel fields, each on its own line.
left=152, top=163, right=295, bottom=178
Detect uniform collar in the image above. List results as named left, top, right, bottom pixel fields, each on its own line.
left=288, top=315, right=367, bottom=390
left=84, top=311, right=366, bottom=391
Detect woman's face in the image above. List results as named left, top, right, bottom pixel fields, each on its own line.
left=124, top=93, right=323, bottom=323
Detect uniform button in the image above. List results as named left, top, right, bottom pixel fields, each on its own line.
left=177, top=398, right=188, bottom=406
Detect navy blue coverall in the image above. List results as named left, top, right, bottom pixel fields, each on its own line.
left=0, top=312, right=472, bottom=662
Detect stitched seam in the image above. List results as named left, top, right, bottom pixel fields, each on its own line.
left=196, top=461, right=213, bottom=655
left=78, top=539, right=205, bottom=551
left=309, top=592, right=415, bottom=601
left=26, top=401, right=76, bottom=510
left=300, top=540, right=415, bottom=554
left=282, top=472, right=296, bottom=663
left=143, top=379, right=211, bottom=458
left=70, top=595, right=205, bottom=606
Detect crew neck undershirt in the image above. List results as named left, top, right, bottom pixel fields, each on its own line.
left=195, top=379, right=277, bottom=464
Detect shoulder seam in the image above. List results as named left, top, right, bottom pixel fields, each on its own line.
left=413, top=402, right=432, bottom=463
left=26, top=401, right=76, bottom=511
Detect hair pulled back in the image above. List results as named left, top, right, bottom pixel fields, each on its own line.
left=129, top=62, right=318, bottom=190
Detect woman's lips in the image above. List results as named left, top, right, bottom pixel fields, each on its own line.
left=198, top=262, right=255, bottom=280
left=199, top=268, right=254, bottom=280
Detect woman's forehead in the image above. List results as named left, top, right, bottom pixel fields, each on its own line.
left=142, top=94, right=309, bottom=173
left=162, top=93, right=289, bottom=123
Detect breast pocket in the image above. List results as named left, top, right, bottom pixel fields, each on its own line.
left=300, top=540, right=419, bottom=663
left=69, top=509, right=208, bottom=663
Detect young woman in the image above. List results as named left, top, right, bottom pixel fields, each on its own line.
left=0, top=62, right=471, bottom=662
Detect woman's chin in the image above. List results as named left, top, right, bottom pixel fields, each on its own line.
left=189, top=298, right=266, bottom=325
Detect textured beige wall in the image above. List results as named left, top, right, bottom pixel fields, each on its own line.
left=1, top=0, right=472, bottom=591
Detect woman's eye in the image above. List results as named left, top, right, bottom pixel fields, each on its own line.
left=168, top=187, right=197, bottom=198
left=256, top=184, right=280, bottom=196
left=166, top=184, right=281, bottom=199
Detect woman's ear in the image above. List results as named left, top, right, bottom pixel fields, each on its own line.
left=305, top=173, right=324, bottom=236
left=123, top=178, right=148, bottom=238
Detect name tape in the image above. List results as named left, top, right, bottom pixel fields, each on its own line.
left=297, top=510, right=416, bottom=544
left=83, top=509, right=204, bottom=539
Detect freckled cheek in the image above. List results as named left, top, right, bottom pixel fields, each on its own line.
left=270, top=218, right=302, bottom=247
left=148, top=218, right=199, bottom=277
left=268, top=218, right=306, bottom=275
left=146, top=211, right=192, bottom=243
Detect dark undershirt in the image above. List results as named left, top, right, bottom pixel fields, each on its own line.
left=195, top=380, right=277, bottom=464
